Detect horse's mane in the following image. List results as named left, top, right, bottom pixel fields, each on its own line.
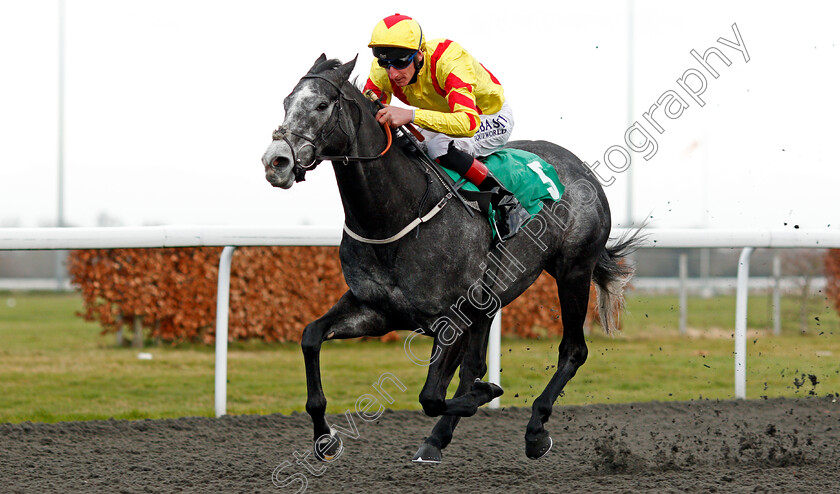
left=352, top=76, right=381, bottom=116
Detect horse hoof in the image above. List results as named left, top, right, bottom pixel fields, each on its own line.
left=472, top=379, right=504, bottom=400
left=313, top=431, right=344, bottom=462
left=525, top=434, right=553, bottom=460
left=488, top=382, right=504, bottom=399
left=411, top=442, right=442, bottom=464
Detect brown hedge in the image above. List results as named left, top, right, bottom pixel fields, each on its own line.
left=67, top=247, right=603, bottom=344
left=825, top=249, right=840, bottom=316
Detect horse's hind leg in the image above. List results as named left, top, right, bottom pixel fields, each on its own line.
left=525, top=266, right=593, bottom=459
left=301, top=290, right=392, bottom=461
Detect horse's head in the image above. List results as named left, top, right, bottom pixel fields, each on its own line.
left=262, top=54, right=358, bottom=188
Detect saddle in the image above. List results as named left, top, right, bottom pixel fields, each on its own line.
left=394, top=126, right=565, bottom=239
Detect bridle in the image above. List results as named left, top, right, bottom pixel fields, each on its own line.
left=270, top=70, right=469, bottom=245
left=271, top=73, right=391, bottom=182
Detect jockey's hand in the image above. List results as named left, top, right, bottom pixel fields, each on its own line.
left=375, top=104, right=413, bottom=128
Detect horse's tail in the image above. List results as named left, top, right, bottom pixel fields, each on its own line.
left=592, top=227, right=646, bottom=335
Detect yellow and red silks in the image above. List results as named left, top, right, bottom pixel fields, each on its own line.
left=365, top=39, right=505, bottom=138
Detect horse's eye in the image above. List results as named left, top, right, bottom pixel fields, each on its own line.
left=316, top=102, right=329, bottom=111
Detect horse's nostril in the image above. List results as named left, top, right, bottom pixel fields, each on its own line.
left=272, top=156, right=290, bottom=170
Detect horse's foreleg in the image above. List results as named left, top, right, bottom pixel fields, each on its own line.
left=417, top=331, right=468, bottom=418
left=436, top=320, right=502, bottom=417
left=419, top=334, right=501, bottom=420
left=525, top=270, right=592, bottom=460
left=412, top=336, right=465, bottom=463
left=414, top=319, right=496, bottom=463
left=300, top=291, right=391, bottom=460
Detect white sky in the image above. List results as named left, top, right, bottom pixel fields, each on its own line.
left=0, top=0, right=838, bottom=230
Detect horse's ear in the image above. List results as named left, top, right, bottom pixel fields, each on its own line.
left=336, top=55, right=358, bottom=81
left=308, top=53, right=328, bottom=73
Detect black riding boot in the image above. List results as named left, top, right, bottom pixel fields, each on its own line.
left=477, top=173, right=532, bottom=241
left=437, top=143, right=530, bottom=241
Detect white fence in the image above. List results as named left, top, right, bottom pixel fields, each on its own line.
left=2, top=226, right=840, bottom=416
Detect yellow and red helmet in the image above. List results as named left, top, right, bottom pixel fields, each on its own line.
left=368, top=14, right=425, bottom=52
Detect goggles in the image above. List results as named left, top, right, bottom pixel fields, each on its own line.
left=377, top=51, right=418, bottom=70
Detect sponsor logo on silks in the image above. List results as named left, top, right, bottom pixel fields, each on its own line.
left=474, top=115, right=509, bottom=141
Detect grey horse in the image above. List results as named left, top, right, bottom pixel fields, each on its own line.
left=261, top=55, right=641, bottom=463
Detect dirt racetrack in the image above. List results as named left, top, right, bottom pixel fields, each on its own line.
left=2, top=397, right=839, bottom=493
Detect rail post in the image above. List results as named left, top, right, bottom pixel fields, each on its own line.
left=215, top=246, right=237, bottom=417
left=734, top=247, right=753, bottom=399
left=488, top=310, right=502, bottom=409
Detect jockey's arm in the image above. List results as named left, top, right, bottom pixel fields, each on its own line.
left=413, top=102, right=479, bottom=138
left=415, top=56, right=482, bottom=137
left=364, top=54, right=483, bottom=138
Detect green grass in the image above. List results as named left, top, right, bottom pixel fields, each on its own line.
left=0, top=290, right=838, bottom=423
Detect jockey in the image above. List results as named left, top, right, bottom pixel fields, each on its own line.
left=364, top=13, right=529, bottom=241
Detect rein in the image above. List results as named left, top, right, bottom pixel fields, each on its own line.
left=318, top=119, right=392, bottom=163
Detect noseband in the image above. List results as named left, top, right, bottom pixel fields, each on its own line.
left=272, top=74, right=391, bottom=182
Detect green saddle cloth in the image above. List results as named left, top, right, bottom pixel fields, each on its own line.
left=442, top=149, right=565, bottom=234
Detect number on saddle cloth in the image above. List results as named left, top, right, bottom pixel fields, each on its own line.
left=455, top=149, right=565, bottom=223
left=391, top=133, right=564, bottom=232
